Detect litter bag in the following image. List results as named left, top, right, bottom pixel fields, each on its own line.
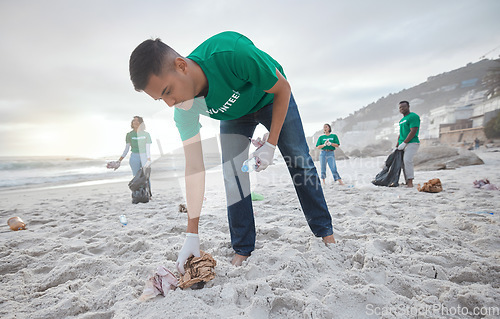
left=129, top=167, right=152, bottom=204
left=372, top=150, right=404, bottom=187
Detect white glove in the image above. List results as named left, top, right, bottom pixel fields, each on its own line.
left=175, top=233, right=201, bottom=274
left=397, top=142, right=407, bottom=150
left=252, top=141, right=276, bottom=172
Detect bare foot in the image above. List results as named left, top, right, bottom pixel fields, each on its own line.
left=231, top=254, right=249, bottom=266
left=322, top=234, right=336, bottom=245
left=322, top=179, right=326, bottom=185
left=406, top=179, right=414, bottom=188
left=338, top=179, right=345, bottom=185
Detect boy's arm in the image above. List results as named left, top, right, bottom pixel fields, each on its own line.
left=175, top=132, right=204, bottom=274
left=182, top=132, right=205, bottom=232
left=264, top=68, right=291, bottom=146
left=252, top=68, right=291, bottom=172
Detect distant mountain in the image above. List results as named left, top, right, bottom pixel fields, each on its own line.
left=320, top=58, right=500, bottom=152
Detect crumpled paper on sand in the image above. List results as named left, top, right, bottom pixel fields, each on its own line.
left=139, top=266, right=178, bottom=301
left=178, top=251, right=217, bottom=289
left=473, top=179, right=499, bottom=190
left=139, top=251, right=216, bottom=301
left=417, top=178, right=443, bottom=193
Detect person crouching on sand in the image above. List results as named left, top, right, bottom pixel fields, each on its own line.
left=129, top=31, right=335, bottom=273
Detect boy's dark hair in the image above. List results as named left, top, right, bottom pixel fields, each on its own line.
left=324, top=123, right=332, bottom=133
left=129, top=38, right=181, bottom=91
left=399, top=101, right=410, bottom=107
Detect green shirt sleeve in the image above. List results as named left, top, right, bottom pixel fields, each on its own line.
left=408, top=113, right=420, bottom=128
left=174, top=108, right=201, bottom=141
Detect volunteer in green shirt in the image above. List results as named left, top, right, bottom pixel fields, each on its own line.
left=316, top=123, right=344, bottom=185
left=396, top=101, right=420, bottom=188
left=129, top=31, right=335, bottom=273
left=117, top=116, right=152, bottom=176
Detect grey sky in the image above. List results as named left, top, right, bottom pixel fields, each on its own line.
left=1, top=0, right=500, bottom=156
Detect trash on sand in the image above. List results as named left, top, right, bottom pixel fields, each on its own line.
left=468, top=211, right=494, bottom=215
left=8, top=217, right=26, bottom=231
left=417, top=178, right=443, bottom=193
left=139, top=251, right=217, bottom=301
left=178, top=250, right=217, bottom=289
left=473, top=179, right=499, bottom=190
left=251, top=192, right=265, bottom=201
left=139, top=266, right=179, bottom=301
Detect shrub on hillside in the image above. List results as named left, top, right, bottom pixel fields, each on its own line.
left=484, top=111, right=500, bottom=139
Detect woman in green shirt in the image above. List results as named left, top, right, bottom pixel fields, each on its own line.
left=117, top=116, right=152, bottom=176
left=316, top=124, right=344, bottom=185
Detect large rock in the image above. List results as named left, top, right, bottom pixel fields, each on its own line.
left=413, top=146, right=484, bottom=170
left=346, top=140, right=393, bottom=158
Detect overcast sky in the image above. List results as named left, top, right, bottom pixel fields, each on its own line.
left=1, top=0, right=500, bottom=157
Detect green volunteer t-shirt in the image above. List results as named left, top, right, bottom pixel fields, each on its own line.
left=398, top=112, right=420, bottom=144
left=126, top=130, right=152, bottom=153
left=316, top=134, right=340, bottom=151
left=174, top=31, right=285, bottom=141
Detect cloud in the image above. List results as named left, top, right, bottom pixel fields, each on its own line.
left=1, top=0, right=500, bottom=156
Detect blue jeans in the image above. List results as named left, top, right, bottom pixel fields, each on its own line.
left=220, top=94, right=334, bottom=256
left=319, top=150, right=341, bottom=181
left=129, top=152, right=147, bottom=176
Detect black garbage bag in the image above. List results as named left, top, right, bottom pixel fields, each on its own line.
left=129, top=166, right=152, bottom=204
left=372, top=150, right=404, bottom=187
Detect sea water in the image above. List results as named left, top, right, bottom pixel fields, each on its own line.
left=0, top=156, right=130, bottom=189
left=0, top=153, right=229, bottom=190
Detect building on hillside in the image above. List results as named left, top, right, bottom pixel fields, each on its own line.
left=351, top=120, right=379, bottom=131
left=375, top=126, right=397, bottom=141
left=438, top=96, right=500, bottom=145
left=428, top=105, right=460, bottom=139
left=471, top=96, right=500, bottom=127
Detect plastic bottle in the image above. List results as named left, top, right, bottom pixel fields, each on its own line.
left=241, top=157, right=259, bottom=172
left=119, top=215, right=128, bottom=225
left=468, top=211, right=493, bottom=215
left=7, top=217, right=26, bottom=231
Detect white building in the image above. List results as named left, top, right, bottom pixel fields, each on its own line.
left=471, top=96, right=500, bottom=127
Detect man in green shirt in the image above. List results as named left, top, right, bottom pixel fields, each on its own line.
left=396, top=101, right=420, bottom=188
left=129, top=31, right=335, bottom=273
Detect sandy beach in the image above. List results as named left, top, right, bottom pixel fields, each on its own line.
left=1, top=148, right=499, bottom=319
